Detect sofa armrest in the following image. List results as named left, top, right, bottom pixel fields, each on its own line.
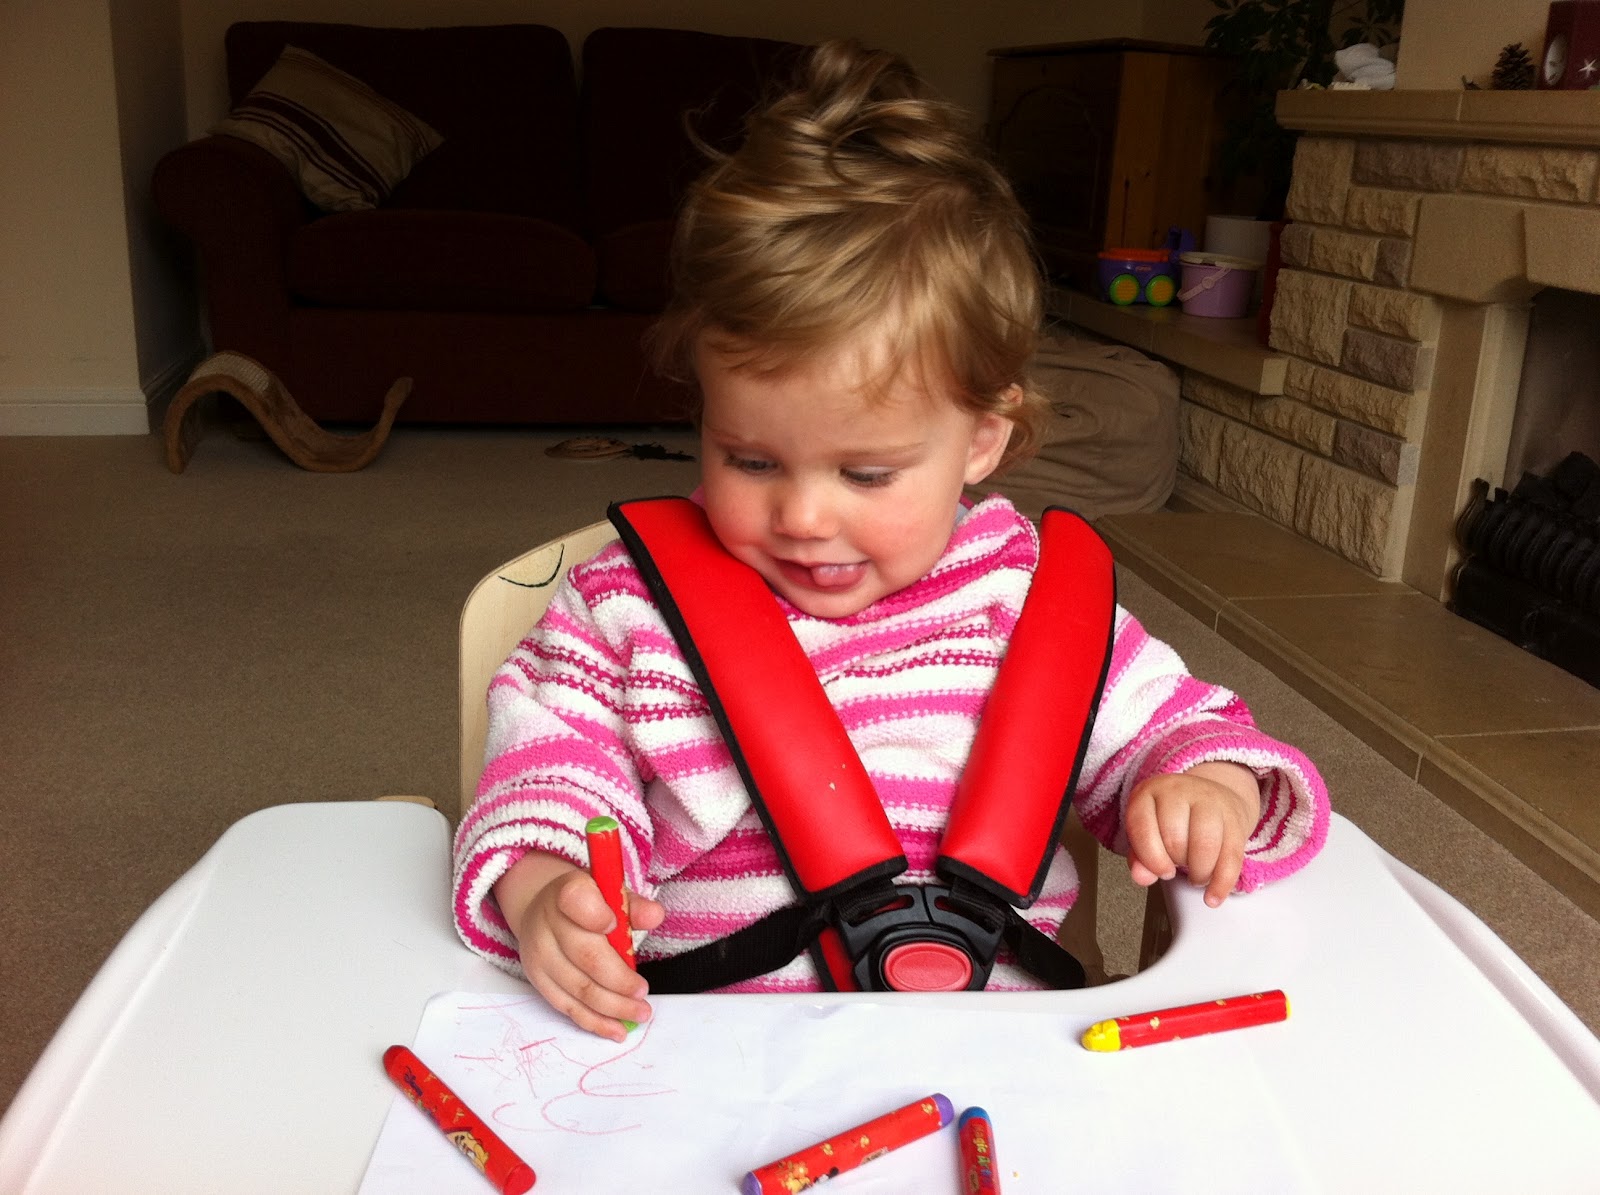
left=152, top=134, right=309, bottom=369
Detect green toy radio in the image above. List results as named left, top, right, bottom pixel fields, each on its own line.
left=1096, top=228, right=1195, bottom=307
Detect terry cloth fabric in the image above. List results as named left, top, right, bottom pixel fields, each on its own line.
left=452, top=495, right=1330, bottom=992
left=211, top=45, right=442, bottom=212
left=980, top=330, right=1179, bottom=521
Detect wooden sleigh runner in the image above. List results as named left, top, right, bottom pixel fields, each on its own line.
left=163, top=351, right=410, bottom=474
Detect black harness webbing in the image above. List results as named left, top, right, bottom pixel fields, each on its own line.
left=609, top=496, right=1116, bottom=993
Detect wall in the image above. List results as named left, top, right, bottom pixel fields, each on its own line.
left=0, top=0, right=197, bottom=435
left=1139, top=0, right=1214, bottom=46
left=179, top=0, right=1145, bottom=134
left=1396, top=0, right=1552, bottom=89
left=0, top=3, right=145, bottom=433
left=110, top=0, right=202, bottom=409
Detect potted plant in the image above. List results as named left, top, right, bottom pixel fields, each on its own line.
left=1204, top=0, right=1405, bottom=215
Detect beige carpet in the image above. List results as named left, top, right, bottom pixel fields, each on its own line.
left=4, top=419, right=1598, bottom=1115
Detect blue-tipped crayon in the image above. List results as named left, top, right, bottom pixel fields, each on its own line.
left=959, top=1106, right=1001, bottom=1192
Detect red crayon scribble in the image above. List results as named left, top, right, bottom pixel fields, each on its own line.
left=446, top=1000, right=676, bottom=1138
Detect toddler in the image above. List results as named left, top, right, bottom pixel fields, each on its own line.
left=453, top=40, right=1329, bottom=1041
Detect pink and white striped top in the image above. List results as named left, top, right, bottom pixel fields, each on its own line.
left=452, top=495, right=1330, bottom=990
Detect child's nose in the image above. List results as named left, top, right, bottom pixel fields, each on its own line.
left=772, top=482, right=834, bottom=540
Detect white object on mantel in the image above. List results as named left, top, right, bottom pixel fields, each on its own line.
left=1334, top=42, right=1396, bottom=90
left=1205, top=214, right=1272, bottom=263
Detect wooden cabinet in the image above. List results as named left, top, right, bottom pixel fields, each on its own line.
left=988, top=39, right=1240, bottom=291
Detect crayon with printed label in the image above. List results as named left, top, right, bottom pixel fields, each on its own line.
left=382, top=1044, right=536, bottom=1194
left=1082, top=989, right=1290, bottom=1051
left=742, top=1093, right=953, bottom=1194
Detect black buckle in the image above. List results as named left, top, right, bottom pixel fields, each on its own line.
left=832, top=882, right=1006, bottom=992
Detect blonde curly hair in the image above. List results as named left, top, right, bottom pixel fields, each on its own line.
left=649, top=40, right=1049, bottom=467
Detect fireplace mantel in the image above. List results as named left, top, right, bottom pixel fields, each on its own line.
left=1279, top=90, right=1600, bottom=306
left=1277, top=88, right=1600, bottom=147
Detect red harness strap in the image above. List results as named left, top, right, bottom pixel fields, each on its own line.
left=942, top=506, right=1118, bottom=906
left=609, top=496, right=907, bottom=902
left=609, top=496, right=1116, bottom=993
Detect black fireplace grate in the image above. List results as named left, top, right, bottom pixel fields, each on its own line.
left=1453, top=452, right=1600, bottom=687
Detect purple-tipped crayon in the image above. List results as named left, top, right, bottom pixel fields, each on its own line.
left=742, top=1093, right=953, bottom=1194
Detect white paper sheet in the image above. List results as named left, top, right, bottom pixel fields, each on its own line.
left=361, top=992, right=1315, bottom=1194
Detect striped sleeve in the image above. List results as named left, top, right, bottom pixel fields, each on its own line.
left=451, top=551, right=653, bottom=974
left=1072, top=606, right=1330, bottom=892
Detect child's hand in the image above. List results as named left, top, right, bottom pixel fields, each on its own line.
left=495, top=852, right=665, bottom=1041
left=1124, top=761, right=1262, bottom=908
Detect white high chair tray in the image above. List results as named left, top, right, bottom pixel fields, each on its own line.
left=2, top=803, right=1597, bottom=1192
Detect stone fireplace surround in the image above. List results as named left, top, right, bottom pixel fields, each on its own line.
left=1179, top=89, right=1600, bottom=602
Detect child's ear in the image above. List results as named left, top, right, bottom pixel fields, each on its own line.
left=963, top=387, right=1020, bottom=485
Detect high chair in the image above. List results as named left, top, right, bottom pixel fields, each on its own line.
left=459, top=520, right=620, bottom=819
left=457, top=520, right=1147, bottom=982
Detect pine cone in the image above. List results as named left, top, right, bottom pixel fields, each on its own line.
left=1493, top=42, right=1536, bottom=90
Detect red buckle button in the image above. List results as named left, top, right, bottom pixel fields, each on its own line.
left=882, top=942, right=974, bottom=991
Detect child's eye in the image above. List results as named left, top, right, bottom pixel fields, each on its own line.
left=843, top=468, right=896, bottom=488
left=726, top=453, right=774, bottom=476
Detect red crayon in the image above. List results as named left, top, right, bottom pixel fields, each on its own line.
left=382, top=1044, right=537, bottom=1194
left=585, top=815, right=635, bottom=966
left=742, top=1093, right=954, bottom=1194
left=1081, top=988, right=1290, bottom=1051
left=959, top=1106, right=1002, bottom=1193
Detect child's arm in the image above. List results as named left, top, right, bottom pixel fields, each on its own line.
left=1124, top=761, right=1262, bottom=907
left=453, top=547, right=662, bottom=991
left=1074, top=608, right=1330, bottom=897
left=493, top=850, right=665, bottom=1043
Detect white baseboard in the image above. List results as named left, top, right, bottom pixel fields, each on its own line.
left=0, top=389, right=152, bottom=435
left=0, top=349, right=204, bottom=437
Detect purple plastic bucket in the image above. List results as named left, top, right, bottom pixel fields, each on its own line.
left=1178, top=252, right=1259, bottom=318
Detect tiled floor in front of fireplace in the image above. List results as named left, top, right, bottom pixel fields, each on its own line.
left=1098, top=506, right=1600, bottom=923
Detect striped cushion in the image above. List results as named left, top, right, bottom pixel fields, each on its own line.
left=211, top=45, right=442, bottom=212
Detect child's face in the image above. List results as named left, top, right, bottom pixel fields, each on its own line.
left=696, top=337, right=1013, bottom=618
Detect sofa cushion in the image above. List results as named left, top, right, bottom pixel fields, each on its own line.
left=211, top=46, right=442, bottom=212
left=594, top=220, right=675, bottom=312
left=288, top=210, right=596, bottom=313
left=580, top=27, right=805, bottom=236
left=225, top=22, right=584, bottom=227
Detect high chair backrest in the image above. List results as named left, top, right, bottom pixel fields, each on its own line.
left=458, top=520, right=618, bottom=821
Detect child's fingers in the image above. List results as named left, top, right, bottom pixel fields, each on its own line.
left=1201, top=816, right=1247, bottom=907
left=556, top=871, right=623, bottom=934
left=1123, top=787, right=1177, bottom=882
left=534, top=947, right=651, bottom=1041
left=1182, top=805, right=1226, bottom=889
left=1128, top=857, right=1162, bottom=887
left=1203, top=844, right=1245, bottom=908
left=627, top=892, right=667, bottom=932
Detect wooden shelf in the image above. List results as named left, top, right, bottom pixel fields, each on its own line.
left=1050, top=288, right=1289, bottom=396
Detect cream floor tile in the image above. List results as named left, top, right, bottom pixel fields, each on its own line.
left=1234, top=592, right=1600, bottom=737
left=1434, top=728, right=1600, bottom=858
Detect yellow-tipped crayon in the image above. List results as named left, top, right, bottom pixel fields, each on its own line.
left=1082, top=989, right=1290, bottom=1051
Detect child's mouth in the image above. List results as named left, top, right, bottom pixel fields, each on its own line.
left=779, top=560, right=868, bottom=591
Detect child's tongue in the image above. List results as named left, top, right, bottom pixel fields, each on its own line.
left=797, top=561, right=867, bottom=590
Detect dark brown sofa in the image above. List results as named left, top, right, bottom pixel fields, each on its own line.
left=153, top=22, right=803, bottom=425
